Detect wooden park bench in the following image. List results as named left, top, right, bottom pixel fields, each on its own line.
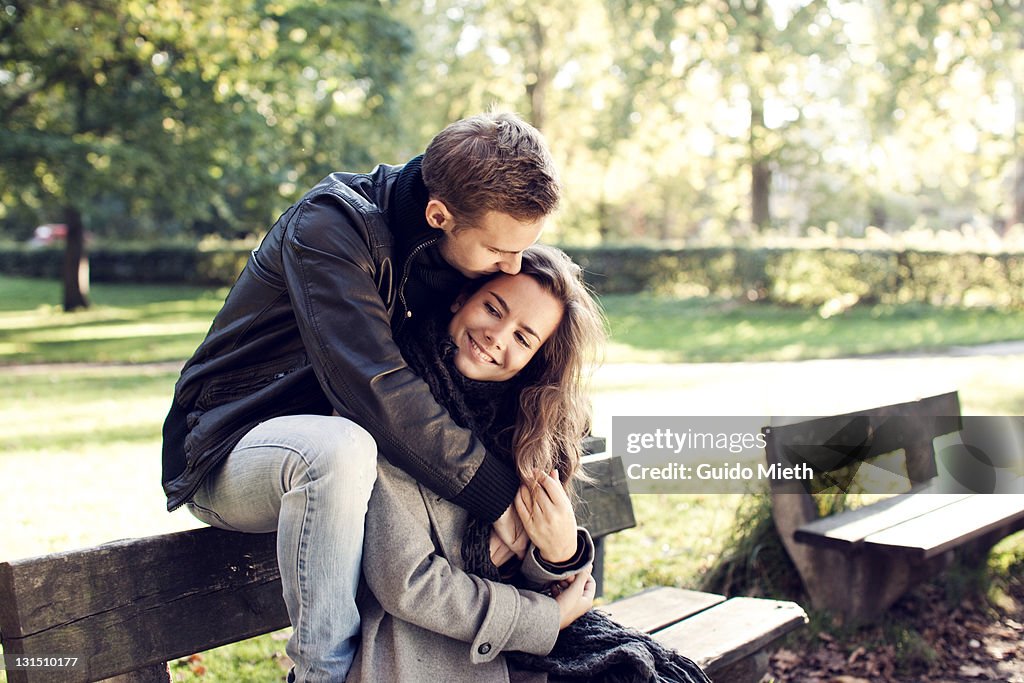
left=764, top=391, right=1024, bottom=623
left=1, top=438, right=806, bottom=682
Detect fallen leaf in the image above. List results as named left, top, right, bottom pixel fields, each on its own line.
left=959, top=663, right=993, bottom=678
left=772, top=648, right=802, bottom=670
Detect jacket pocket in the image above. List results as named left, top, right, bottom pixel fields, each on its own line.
left=184, top=352, right=311, bottom=469
left=195, top=352, right=307, bottom=412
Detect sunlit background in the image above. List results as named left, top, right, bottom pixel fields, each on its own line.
left=2, top=0, right=1022, bottom=249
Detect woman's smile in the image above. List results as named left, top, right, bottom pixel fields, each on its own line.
left=467, top=334, right=499, bottom=365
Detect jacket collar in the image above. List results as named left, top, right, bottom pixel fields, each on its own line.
left=389, top=154, right=435, bottom=257
left=388, top=155, right=467, bottom=319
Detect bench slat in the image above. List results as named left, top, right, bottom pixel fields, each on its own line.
left=651, top=596, right=808, bottom=676
left=600, top=586, right=725, bottom=633
left=862, top=494, right=1024, bottom=559
left=793, top=489, right=973, bottom=550
left=575, top=452, right=636, bottom=538
left=582, top=435, right=606, bottom=455
left=0, top=528, right=287, bottom=683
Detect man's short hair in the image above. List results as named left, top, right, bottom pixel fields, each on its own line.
left=421, top=111, right=560, bottom=226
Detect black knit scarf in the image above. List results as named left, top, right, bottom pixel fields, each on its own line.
left=389, top=155, right=467, bottom=322
left=398, top=318, right=711, bottom=683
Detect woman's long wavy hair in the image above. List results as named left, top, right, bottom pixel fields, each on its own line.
left=505, top=245, right=607, bottom=498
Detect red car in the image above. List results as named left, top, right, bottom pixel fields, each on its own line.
left=28, top=224, right=68, bottom=246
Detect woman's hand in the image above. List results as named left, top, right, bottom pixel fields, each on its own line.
left=554, top=565, right=596, bottom=629
left=515, top=469, right=578, bottom=563
left=489, top=529, right=517, bottom=567
left=492, top=505, right=528, bottom=561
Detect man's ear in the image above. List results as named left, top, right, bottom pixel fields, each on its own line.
left=425, top=199, right=454, bottom=232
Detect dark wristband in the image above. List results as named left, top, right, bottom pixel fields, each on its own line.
left=536, top=529, right=589, bottom=572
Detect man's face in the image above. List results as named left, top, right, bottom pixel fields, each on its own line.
left=448, top=273, right=563, bottom=382
left=427, top=200, right=545, bottom=279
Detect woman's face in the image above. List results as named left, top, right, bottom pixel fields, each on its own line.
left=448, top=273, right=563, bottom=382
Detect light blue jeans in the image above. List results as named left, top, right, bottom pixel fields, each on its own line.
left=186, top=414, right=378, bottom=683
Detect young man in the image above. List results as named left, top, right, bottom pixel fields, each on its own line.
left=160, top=112, right=560, bottom=682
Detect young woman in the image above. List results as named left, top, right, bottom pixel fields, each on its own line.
left=346, top=245, right=710, bottom=683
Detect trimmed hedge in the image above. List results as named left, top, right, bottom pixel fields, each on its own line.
left=0, top=243, right=253, bottom=286
left=3, top=243, right=1023, bottom=309
left=565, top=246, right=1024, bottom=309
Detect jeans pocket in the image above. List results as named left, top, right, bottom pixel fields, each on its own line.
left=186, top=501, right=244, bottom=532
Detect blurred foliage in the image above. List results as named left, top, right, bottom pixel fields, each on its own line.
left=572, top=244, right=1024, bottom=309
left=1, top=0, right=1022, bottom=246
left=0, top=0, right=411, bottom=241
left=5, top=242, right=1024, bottom=311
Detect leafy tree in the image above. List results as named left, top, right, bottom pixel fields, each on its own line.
left=858, top=0, right=1024, bottom=233
left=392, top=0, right=638, bottom=242
left=0, top=0, right=410, bottom=309
left=601, top=0, right=854, bottom=234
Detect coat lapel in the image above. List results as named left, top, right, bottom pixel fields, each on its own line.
left=419, top=483, right=470, bottom=570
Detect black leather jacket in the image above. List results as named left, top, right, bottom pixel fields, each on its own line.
left=161, top=158, right=520, bottom=521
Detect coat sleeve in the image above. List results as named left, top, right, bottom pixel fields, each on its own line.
left=518, top=528, right=595, bottom=588
left=363, top=459, right=562, bottom=663
left=280, top=194, right=518, bottom=522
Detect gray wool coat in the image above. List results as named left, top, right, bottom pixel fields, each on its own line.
left=345, top=458, right=595, bottom=683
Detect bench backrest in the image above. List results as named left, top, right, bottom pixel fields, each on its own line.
left=763, top=391, right=962, bottom=496
left=0, top=440, right=634, bottom=683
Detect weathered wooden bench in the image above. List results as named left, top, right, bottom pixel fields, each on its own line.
left=1, top=439, right=805, bottom=682
left=604, top=587, right=806, bottom=681
left=764, top=391, right=1024, bottom=623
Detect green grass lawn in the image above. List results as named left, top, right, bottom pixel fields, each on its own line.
left=2, top=275, right=1023, bottom=681
left=0, top=277, right=227, bottom=364
left=600, top=293, right=1024, bottom=362
left=5, top=276, right=1024, bottom=365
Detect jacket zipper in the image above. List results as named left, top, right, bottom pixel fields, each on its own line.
left=170, top=448, right=229, bottom=512
left=395, top=235, right=440, bottom=331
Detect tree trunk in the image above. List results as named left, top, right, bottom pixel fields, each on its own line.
left=525, top=14, right=548, bottom=132
left=748, top=1, right=771, bottom=232
left=62, top=205, right=90, bottom=311
left=750, top=99, right=772, bottom=231
left=1013, top=70, right=1024, bottom=230
left=751, top=156, right=772, bottom=231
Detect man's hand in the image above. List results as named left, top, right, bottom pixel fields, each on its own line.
left=515, top=469, right=578, bottom=563
left=554, top=565, right=596, bottom=629
left=493, top=505, right=528, bottom=561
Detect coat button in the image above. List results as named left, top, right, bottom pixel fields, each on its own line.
left=477, top=643, right=492, bottom=655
